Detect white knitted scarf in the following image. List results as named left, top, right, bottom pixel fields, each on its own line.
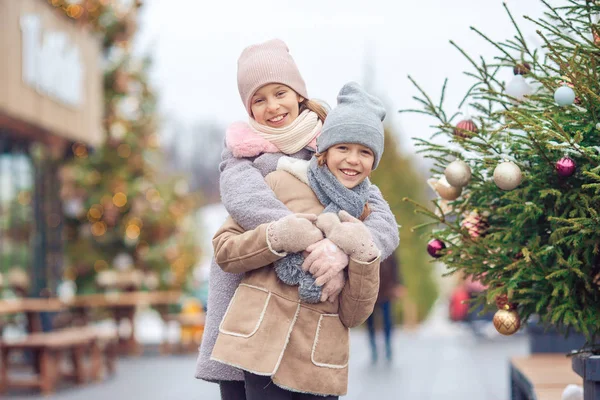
left=248, top=110, right=322, bottom=155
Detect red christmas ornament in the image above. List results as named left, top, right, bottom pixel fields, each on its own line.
left=427, top=239, right=446, bottom=258
left=453, top=119, right=478, bottom=138
left=555, top=157, right=576, bottom=177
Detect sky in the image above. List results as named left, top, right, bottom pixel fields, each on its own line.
left=135, top=0, right=549, bottom=158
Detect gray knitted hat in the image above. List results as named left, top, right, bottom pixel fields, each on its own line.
left=317, top=82, right=386, bottom=169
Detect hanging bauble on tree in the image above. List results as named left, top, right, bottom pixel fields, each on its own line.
left=556, top=156, right=576, bottom=177
left=461, top=210, right=489, bottom=239
left=493, top=161, right=522, bottom=190
left=554, top=85, right=576, bottom=106
left=506, top=74, right=532, bottom=101
left=493, top=309, right=521, bottom=335
left=444, top=160, right=472, bottom=187
left=427, top=239, right=446, bottom=258
left=559, top=77, right=581, bottom=105
left=453, top=119, right=478, bottom=138
left=427, top=176, right=462, bottom=201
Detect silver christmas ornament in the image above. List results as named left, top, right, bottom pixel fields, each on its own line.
left=444, top=160, right=472, bottom=188
left=554, top=86, right=576, bottom=106
left=493, top=161, right=522, bottom=190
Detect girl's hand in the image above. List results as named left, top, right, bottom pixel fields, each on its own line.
left=316, top=211, right=381, bottom=263
left=301, top=239, right=348, bottom=282
left=267, top=214, right=323, bottom=253
left=320, top=270, right=346, bottom=303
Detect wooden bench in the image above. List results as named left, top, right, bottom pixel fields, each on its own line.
left=0, top=326, right=117, bottom=395
left=510, top=354, right=583, bottom=400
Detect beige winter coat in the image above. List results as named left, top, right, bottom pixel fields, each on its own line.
left=210, top=169, right=381, bottom=396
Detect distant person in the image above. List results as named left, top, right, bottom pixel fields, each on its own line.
left=366, top=253, right=404, bottom=363
left=210, top=82, right=394, bottom=399
left=194, top=39, right=399, bottom=400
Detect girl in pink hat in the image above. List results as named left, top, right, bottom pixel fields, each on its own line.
left=195, top=39, right=399, bottom=400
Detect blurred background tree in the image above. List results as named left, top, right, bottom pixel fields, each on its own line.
left=371, top=128, right=437, bottom=324
left=53, top=0, right=201, bottom=294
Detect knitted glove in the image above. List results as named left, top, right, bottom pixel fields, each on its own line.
left=301, top=238, right=348, bottom=286
left=316, top=211, right=381, bottom=263
left=320, top=270, right=346, bottom=303
left=267, top=213, right=323, bottom=253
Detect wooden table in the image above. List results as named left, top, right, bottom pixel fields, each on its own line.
left=510, top=355, right=582, bottom=399
left=0, top=298, right=64, bottom=332
left=65, top=291, right=182, bottom=355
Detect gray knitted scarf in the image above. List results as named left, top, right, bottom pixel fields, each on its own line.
left=274, top=157, right=370, bottom=303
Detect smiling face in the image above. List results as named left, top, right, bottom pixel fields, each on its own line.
left=250, top=83, right=304, bottom=129
left=321, top=143, right=375, bottom=188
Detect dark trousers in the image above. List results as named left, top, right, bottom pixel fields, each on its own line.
left=244, top=372, right=339, bottom=400
left=366, top=301, right=393, bottom=360
left=219, top=380, right=246, bottom=400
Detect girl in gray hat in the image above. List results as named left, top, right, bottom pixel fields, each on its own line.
left=195, top=39, right=399, bottom=400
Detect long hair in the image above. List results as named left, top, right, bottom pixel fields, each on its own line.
left=314, top=150, right=371, bottom=221
left=300, top=99, right=328, bottom=123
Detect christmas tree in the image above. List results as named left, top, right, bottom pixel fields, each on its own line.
left=54, top=0, right=200, bottom=293
left=403, top=0, right=600, bottom=345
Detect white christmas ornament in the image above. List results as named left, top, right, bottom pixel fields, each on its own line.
left=493, top=161, right=522, bottom=190
left=444, top=160, right=472, bottom=188
left=554, top=86, right=576, bottom=106
left=561, top=384, right=583, bottom=400
left=506, top=75, right=532, bottom=101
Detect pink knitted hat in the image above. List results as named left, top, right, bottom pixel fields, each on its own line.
left=237, top=39, right=308, bottom=116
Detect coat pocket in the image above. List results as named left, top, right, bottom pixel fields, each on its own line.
left=311, top=314, right=349, bottom=369
left=219, top=283, right=271, bottom=338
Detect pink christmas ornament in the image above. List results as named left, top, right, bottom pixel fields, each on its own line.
left=453, top=119, right=478, bottom=138
left=556, top=157, right=576, bottom=177
left=427, top=239, right=446, bottom=258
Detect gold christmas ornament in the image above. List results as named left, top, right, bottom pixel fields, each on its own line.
left=493, top=161, right=522, bottom=191
left=493, top=309, right=521, bottom=335
left=427, top=176, right=463, bottom=201
left=444, top=160, right=472, bottom=188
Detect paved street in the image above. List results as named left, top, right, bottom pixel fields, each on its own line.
left=6, top=301, right=529, bottom=400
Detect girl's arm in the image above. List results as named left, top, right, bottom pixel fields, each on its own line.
left=213, top=173, right=323, bottom=274
left=212, top=218, right=282, bottom=275
left=219, top=147, right=292, bottom=231
left=364, top=185, right=400, bottom=260
left=338, top=257, right=380, bottom=328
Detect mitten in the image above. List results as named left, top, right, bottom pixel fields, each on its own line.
left=301, top=238, right=348, bottom=282
left=316, top=210, right=380, bottom=263
left=267, top=213, right=323, bottom=253
left=320, top=270, right=346, bottom=303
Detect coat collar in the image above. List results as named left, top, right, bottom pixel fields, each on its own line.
left=276, top=157, right=310, bottom=185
